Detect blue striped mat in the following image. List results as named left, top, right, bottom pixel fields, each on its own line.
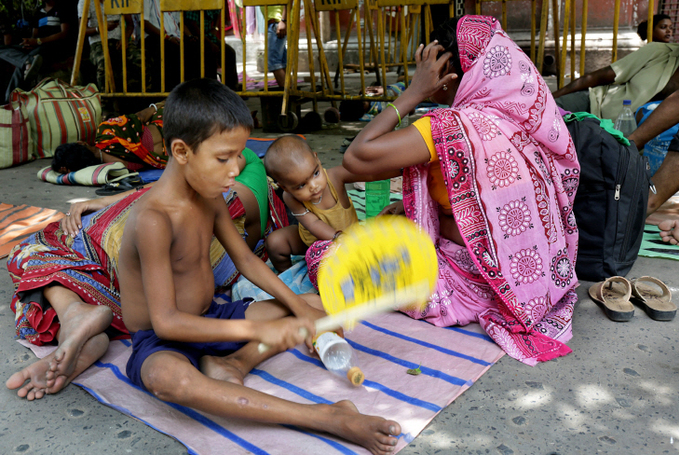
left=22, top=304, right=503, bottom=454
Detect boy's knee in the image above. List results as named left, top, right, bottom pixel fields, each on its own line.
left=142, top=356, right=192, bottom=402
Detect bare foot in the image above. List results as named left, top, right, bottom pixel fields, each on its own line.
left=326, top=400, right=401, bottom=455
left=658, top=220, right=679, bottom=245
left=200, top=355, right=247, bottom=386
left=48, top=302, right=112, bottom=380
left=46, top=332, right=109, bottom=393
left=6, top=351, right=57, bottom=400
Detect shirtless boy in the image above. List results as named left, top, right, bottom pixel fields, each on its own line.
left=264, top=135, right=399, bottom=272
left=115, top=78, right=401, bottom=454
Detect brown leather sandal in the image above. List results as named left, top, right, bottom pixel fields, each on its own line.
left=630, top=276, right=677, bottom=321
left=588, top=276, right=635, bottom=322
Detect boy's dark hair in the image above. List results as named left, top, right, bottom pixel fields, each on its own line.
left=637, top=14, right=671, bottom=41
left=163, top=78, right=253, bottom=153
left=51, top=142, right=100, bottom=173
left=430, top=17, right=464, bottom=78
left=339, top=100, right=367, bottom=122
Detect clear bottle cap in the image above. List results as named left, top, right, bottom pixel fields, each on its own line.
left=623, top=100, right=632, bottom=105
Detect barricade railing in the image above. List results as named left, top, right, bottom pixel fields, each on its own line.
left=72, top=0, right=658, bottom=119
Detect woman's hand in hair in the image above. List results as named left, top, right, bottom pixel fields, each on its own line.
left=409, top=41, right=458, bottom=102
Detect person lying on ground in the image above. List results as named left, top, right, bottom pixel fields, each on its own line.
left=62, top=144, right=271, bottom=251
left=627, top=89, right=679, bottom=245
left=0, top=0, right=76, bottom=103
left=6, top=133, right=288, bottom=399
left=552, top=33, right=679, bottom=121
left=637, top=14, right=673, bottom=44
left=113, top=78, right=400, bottom=455
left=263, top=135, right=398, bottom=281
left=344, top=15, right=579, bottom=366
left=52, top=102, right=166, bottom=173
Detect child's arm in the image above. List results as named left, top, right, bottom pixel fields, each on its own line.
left=132, top=209, right=312, bottom=350
left=283, top=191, right=338, bottom=241
left=212, top=197, right=326, bottom=323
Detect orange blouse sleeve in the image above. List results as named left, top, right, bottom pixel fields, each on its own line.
left=412, top=116, right=439, bottom=164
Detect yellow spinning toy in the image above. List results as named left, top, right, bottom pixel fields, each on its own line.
left=258, top=216, right=438, bottom=353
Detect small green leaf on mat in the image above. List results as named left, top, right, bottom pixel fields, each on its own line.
left=406, top=363, right=422, bottom=375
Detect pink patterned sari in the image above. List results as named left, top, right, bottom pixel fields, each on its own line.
left=403, top=16, right=580, bottom=365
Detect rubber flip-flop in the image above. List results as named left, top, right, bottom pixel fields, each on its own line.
left=630, top=276, right=677, bottom=321
left=588, top=276, right=635, bottom=322
left=95, top=173, right=144, bottom=196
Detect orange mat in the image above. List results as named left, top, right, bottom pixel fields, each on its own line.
left=0, top=203, right=64, bottom=259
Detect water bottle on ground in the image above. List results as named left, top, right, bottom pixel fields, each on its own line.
left=365, top=180, right=391, bottom=218
left=614, top=100, right=638, bottom=138
left=313, top=332, right=365, bottom=386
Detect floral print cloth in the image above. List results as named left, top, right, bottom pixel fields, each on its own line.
left=402, top=16, right=580, bottom=365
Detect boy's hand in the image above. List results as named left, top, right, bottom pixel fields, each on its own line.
left=292, top=299, right=344, bottom=351
left=258, top=317, right=315, bottom=352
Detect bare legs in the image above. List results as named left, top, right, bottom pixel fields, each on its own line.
left=143, top=347, right=401, bottom=455
left=647, top=151, right=679, bottom=216
left=5, top=285, right=112, bottom=399
left=265, top=225, right=308, bottom=272
left=273, top=68, right=286, bottom=88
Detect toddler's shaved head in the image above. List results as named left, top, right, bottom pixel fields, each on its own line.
left=264, top=135, right=316, bottom=185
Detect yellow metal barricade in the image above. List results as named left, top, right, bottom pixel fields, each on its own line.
left=72, top=0, right=656, bottom=117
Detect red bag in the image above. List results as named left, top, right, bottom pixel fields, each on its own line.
left=11, top=78, right=101, bottom=159
left=0, top=100, right=34, bottom=169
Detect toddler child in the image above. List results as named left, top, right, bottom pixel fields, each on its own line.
left=264, top=135, right=398, bottom=285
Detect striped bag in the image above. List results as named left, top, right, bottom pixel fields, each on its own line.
left=0, top=99, right=34, bottom=169
left=11, top=78, right=102, bottom=159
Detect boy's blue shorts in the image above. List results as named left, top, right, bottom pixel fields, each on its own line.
left=126, top=298, right=253, bottom=391
left=267, top=22, right=287, bottom=72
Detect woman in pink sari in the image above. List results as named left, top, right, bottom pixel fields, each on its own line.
left=344, top=15, right=579, bottom=366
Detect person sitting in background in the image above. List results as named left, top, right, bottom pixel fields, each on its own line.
left=77, top=0, right=140, bottom=92
left=637, top=14, right=673, bottom=43
left=627, top=90, right=679, bottom=244
left=184, top=9, right=237, bottom=89
left=0, top=0, right=76, bottom=103
left=552, top=37, right=679, bottom=121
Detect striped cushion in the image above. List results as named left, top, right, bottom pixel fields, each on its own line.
left=11, top=78, right=102, bottom=159
left=37, top=162, right=129, bottom=186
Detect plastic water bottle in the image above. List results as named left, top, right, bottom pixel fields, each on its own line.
left=365, top=180, right=390, bottom=217
left=614, top=100, right=638, bottom=138
left=313, top=332, right=365, bottom=386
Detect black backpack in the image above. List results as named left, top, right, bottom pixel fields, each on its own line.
left=565, top=115, right=651, bottom=281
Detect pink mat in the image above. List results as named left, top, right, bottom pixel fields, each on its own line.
left=21, top=308, right=504, bottom=454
